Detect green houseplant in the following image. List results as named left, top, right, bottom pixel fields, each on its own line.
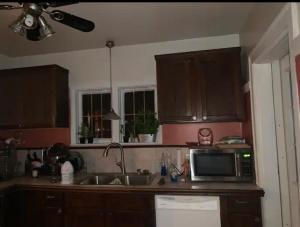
left=135, top=111, right=159, bottom=143
left=79, top=122, right=89, bottom=144
left=87, top=126, right=94, bottom=144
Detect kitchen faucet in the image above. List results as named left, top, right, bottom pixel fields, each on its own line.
left=103, top=142, right=126, bottom=174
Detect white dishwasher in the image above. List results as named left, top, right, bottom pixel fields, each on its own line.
left=155, top=195, right=221, bottom=227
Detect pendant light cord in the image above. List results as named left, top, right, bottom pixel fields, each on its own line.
left=109, top=46, right=113, bottom=111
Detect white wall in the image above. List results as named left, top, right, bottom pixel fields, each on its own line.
left=0, top=54, right=12, bottom=69
left=5, top=34, right=240, bottom=143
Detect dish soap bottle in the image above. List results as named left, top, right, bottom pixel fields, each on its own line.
left=160, top=152, right=167, bottom=176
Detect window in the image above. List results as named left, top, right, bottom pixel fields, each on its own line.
left=77, top=89, right=112, bottom=143
left=119, top=86, right=157, bottom=143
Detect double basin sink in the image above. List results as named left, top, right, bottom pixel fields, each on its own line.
left=78, top=173, right=154, bottom=186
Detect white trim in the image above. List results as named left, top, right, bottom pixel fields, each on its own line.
left=75, top=88, right=112, bottom=144
left=118, top=85, right=162, bottom=144
left=249, top=3, right=300, bottom=227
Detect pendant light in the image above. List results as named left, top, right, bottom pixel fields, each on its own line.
left=103, top=40, right=121, bottom=120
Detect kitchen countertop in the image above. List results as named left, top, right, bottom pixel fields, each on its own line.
left=0, top=173, right=264, bottom=196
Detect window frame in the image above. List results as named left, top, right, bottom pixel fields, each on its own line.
left=76, top=88, right=112, bottom=144
left=118, top=85, right=161, bottom=144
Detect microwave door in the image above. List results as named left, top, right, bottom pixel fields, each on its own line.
left=190, top=151, right=237, bottom=181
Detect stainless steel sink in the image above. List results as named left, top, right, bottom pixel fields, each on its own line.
left=78, top=173, right=153, bottom=186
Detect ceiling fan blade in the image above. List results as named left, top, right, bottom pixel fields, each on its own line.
left=50, top=10, right=95, bottom=32
left=0, top=5, right=22, bottom=10
left=26, top=24, right=41, bottom=41
left=47, top=2, right=79, bottom=7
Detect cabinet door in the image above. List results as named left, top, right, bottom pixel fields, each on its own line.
left=21, top=190, right=43, bottom=227
left=65, top=208, right=106, bottom=227
left=20, top=67, right=55, bottom=128
left=229, top=213, right=261, bottom=227
left=156, top=56, right=198, bottom=123
left=0, top=73, right=23, bottom=128
left=41, top=207, right=64, bottom=227
left=107, top=211, right=155, bottom=227
left=196, top=48, right=244, bottom=121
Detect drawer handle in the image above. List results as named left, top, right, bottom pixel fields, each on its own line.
left=235, top=200, right=249, bottom=205
left=254, top=217, right=260, bottom=223
left=46, top=195, right=56, bottom=199
left=57, top=208, right=62, bottom=214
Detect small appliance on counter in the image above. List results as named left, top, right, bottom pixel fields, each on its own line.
left=189, top=147, right=254, bottom=182
left=40, top=143, right=84, bottom=176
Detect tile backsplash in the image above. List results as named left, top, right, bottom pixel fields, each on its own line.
left=16, top=147, right=189, bottom=175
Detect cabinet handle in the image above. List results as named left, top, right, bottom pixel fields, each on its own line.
left=57, top=208, right=62, bottom=214
left=192, top=116, right=197, bottom=120
left=235, top=200, right=249, bottom=205
left=254, top=217, right=260, bottom=223
left=203, top=116, right=207, bottom=120
left=46, top=195, right=56, bottom=199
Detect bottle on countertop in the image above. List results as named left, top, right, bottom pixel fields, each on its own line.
left=160, top=152, right=167, bottom=176
left=61, top=161, right=74, bottom=184
left=25, top=151, right=32, bottom=176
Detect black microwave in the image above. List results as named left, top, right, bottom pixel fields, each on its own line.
left=189, top=148, right=254, bottom=182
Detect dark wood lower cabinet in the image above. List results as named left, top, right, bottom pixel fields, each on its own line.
left=5, top=188, right=262, bottom=227
left=221, top=195, right=262, bottom=227
left=107, top=211, right=155, bottom=227
left=229, top=213, right=261, bottom=227
left=65, top=208, right=106, bottom=227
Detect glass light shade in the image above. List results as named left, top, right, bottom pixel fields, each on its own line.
left=103, top=108, right=121, bottom=120
left=9, top=17, right=26, bottom=36
left=38, top=16, right=55, bottom=40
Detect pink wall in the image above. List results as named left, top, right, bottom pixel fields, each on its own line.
left=0, top=128, right=70, bottom=148
left=162, top=122, right=242, bottom=145
left=242, top=92, right=253, bottom=145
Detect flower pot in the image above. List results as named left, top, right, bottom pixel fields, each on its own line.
left=79, top=137, right=86, bottom=144
left=138, top=134, right=155, bottom=143
left=87, top=137, right=94, bottom=144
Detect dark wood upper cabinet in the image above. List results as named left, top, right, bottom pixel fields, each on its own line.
left=155, top=47, right=244, bottom=123
left=0, top=65, right=69, bottom=129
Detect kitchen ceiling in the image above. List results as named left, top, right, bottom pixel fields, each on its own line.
left=0, top=2, right=256, bottom=57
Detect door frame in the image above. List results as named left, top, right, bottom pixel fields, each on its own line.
left=248, top=3, right=300, bottom=227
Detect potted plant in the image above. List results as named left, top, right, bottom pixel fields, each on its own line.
left=135, top=111, right=159, bottom=143
left=78, top=122, right=88, bottom=144
left=87, top=126, right=94, bottom=144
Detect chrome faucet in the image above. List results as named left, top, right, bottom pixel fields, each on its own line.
left=103, top=142, right=126, bottom=174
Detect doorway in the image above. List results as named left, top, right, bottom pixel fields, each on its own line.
left=272, top=53, right=300, bottom=227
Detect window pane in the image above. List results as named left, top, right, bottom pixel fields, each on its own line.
left=92, top=93, right=101, bottom=114
left=124, top=92, right=133, bottom=114
left=103, top=130, right=112, bottom=138
left=145, top=90, right=155, bottom=112
left=82, top=94, right=91, bottom=116
left=124, top=115, right=134, bottom=135
left=102, top=93, right=111, bottom=114
left=134, top=91, right=144, bottom=114
left=94, top=116, right=102, bottom=138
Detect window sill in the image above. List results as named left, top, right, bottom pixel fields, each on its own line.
left=69, top=143, right=188, bottom=149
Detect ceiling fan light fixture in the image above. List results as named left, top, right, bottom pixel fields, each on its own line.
left=9, top=16, right=26, bottom=36
left=38, top=16, right=55, bottom=40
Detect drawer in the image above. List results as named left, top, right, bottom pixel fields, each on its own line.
left=107, top=194, right=154, bottom=211
left=42, top=191, right=64, bottom=208
left=65, top=192, right=105, bottom=208
left=228, top=196, right=260, bottom=214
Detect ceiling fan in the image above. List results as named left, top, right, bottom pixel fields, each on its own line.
left=0, top=2, right=95, bottom=41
